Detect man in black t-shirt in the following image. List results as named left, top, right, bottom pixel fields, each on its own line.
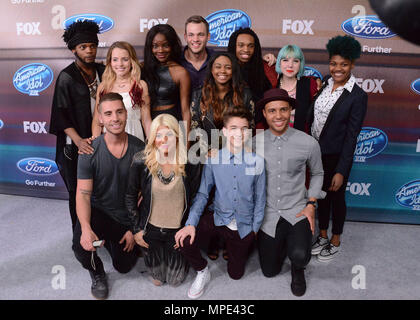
left=73, top=93, right=145, bottom=300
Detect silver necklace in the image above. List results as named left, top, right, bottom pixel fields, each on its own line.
left=157, top=168, right=175, bottom=185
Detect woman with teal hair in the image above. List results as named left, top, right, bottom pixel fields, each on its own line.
left=274, top=44, right=320, bottom=131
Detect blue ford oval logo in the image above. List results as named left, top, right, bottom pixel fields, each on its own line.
left=354, top=127, right=388, bottom=162
left=206, top=9, right=251, bottom=47
left=0, top=119, right=3, bottom=130
left=64, top=14, right=114, bottom=33
left=341, top=15, right=396, bottom=39
left=411, top=78, right=420, bottom=95
left=13, top=63, right=53, bottom=96
left=303, top=66, right=323, bottom=81
left=17, top=158, right=59, bottom=176
left=395, top=180, right=420, bottom=211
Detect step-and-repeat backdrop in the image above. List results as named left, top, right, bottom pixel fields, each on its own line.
left=1, top=0, right=419, bottom=223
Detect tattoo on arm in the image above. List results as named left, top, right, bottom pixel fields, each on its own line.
left=80, top=189, right=92, bottom=195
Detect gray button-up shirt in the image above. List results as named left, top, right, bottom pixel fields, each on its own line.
left=253, top=127, right=325, bottom=238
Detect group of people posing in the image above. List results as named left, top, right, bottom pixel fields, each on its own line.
left=49, top=15, right=368, bottom=300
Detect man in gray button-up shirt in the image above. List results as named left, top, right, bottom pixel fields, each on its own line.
left=253, top=88, right=325, bottom=297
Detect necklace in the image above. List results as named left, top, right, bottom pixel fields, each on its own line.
left=157, top=168, right=175, bottom=185
left=280, top=78, right=297, bottom=93
left=119, top=135, right=127, bottom=158
left=75, top=62, right=98, bottom=99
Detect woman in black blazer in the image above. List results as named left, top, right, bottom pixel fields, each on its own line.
left=309, top=35, right=368, bottom=262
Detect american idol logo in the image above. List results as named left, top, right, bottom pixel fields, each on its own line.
left=411, top=78, right=420, bottom=95
left=206, top=9, right=251, bottom=47
left=341, top=15, right=396, bottom=39
left=64, top=14, right=114, bottom=33
left=17, top=158, right=59, bottom=176
left=13, top=63, right=53, bottom=96
left=395, top=180, right=420, bottom=211
left=303, top=66, right=323, bottom=80
left=354, top=127, right=388, bottom=162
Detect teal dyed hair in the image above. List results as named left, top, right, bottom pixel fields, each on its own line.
left=275, top=44, right=305, bottom=79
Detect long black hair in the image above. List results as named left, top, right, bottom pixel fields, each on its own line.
left=142, top=24, right=182, bottom=106
left=227, top=28, right=270, bottom=101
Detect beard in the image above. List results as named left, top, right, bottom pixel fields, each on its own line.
left=74, top=52, right=96, bottom=68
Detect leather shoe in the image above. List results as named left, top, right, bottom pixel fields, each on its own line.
left=291, top=265, right=306, bottom=297
left=89, top=270, right=108, bottom=300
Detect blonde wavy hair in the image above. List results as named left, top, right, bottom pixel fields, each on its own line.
left=101, top=41, right=141, bottom=93
left=143, top=114, right=187, bottom=177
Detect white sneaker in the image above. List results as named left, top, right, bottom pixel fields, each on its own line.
left=311, top=235, right=329, bottom=255
left=188, top=266, right=211, bottom=299
left=317, top=243, right=340, bottom=262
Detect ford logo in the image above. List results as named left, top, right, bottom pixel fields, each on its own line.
left=206, top=9, right=251, bottom=47
left=303, top=66, right=323, bottom=81
left=0, top=119, right=3, bottom=130
left=395, top=180, right=420, bottom=211
left=17, top=158, right=59, bottom=176
left=13, top=63, right=53, bottom=96
left=341, top=15, right=396, bottom=39
left=64, top=14, right=114, bottom=34
left=354, top=127, right=388, bottom=162
left=411, top=78, right=420, bottom=95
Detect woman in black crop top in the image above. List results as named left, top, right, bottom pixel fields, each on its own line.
left=142, top=24, right=191, bottom=138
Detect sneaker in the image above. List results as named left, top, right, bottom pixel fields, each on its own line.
left=291, top=265, right=306, bottom=297
left=317, top=242, right=340, bottom=262
left=311, top=235, right=329, bottom=255
left=188, top=266, right=211, bottom=299
left=89, top=270, right=108, bottom=300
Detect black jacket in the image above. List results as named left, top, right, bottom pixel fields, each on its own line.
left=308, top=77, right=368, bottom=178
left=125, top=151, right=201, bottom=234
left=49, top=62, right=105, bottom=167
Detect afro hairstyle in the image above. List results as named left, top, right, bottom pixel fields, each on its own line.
left=62, top=20, right=100, bottom=49
left=326, top=35, right=361, bottom=61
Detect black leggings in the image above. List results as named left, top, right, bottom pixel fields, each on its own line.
left=318, top=154, right=349, bottom=235
left=257, top=218, right=312, bottom=277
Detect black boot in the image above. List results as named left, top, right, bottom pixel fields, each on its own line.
left=89, top=270, right=108, bottom=300
left=291, top=265, right=306, bottom=297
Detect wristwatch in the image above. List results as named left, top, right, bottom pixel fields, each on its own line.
left=306, top=200, right=317, bottom=209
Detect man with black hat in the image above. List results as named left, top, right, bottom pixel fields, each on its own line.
left=253, top=88, right=325, bottom=297
left=49, top=20, right=105, bottom=232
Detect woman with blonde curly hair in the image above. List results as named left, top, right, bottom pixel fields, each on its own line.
left=126, top=114, right=200, bottom=287
left=92, top=41, right=151, bottom=141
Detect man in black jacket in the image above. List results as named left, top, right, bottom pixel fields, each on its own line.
left=49, top=21, right=105, bottom=232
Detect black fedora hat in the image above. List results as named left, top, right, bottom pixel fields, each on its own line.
left=256, top=88, right=296, bottom=110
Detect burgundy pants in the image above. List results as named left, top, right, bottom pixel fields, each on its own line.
left=180, top=213, right=255, bottom=280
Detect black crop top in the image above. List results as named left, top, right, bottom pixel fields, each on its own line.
left=153, top=65, right=179, bottom=108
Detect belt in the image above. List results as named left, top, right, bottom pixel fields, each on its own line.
left=147, top=223, right=180, bottom=234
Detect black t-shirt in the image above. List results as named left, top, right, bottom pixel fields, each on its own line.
left=77, top=134, right=145, bottom=227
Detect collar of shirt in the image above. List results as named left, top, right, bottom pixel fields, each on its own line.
left=181, top=46, right=214, bottom=70
left=327, top=74, right=356, bottom=93
left=267, top=127, right=292, bottom=143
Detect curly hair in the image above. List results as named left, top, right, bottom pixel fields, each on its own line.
left=201, top=52, right=244, bottom=128
left=62, top=20, right=99, bottom=50
left=326, top=35, right=362, bottom=61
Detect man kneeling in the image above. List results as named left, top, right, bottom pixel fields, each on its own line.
left=175, top=106, right=266, bottom=299
left=254, top=88, right=325, bottom=296
left=72, top=93, right=145, bottom=299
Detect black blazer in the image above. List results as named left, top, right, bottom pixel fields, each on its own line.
left=308, top=77, right=368, bottom=178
